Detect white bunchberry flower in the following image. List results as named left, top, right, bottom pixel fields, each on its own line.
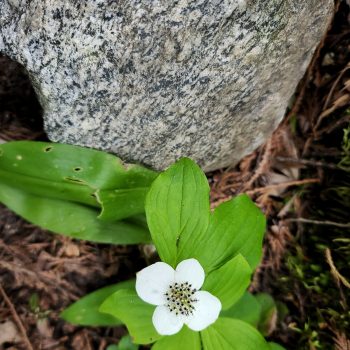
left=135, top=258, right=221, bottom=335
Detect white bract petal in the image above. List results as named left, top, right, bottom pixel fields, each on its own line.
left=136, top=258, right=221, bottom=336
left=136, top=262, right=175, bottom=305
left=174, top=258, right=205, bottom=290
left=152, top=305, right=184, bottom=335
left=185, top=291, right=222, bottom=331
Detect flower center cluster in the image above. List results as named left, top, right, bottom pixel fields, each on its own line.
left=165, top=282, right=198, bottom=316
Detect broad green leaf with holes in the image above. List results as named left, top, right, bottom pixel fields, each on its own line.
left=145, top=158, right=210, bottom=267
left=0, top=183, right=150, bottom=244
left=61, top=280, right=135, bottom=326
left=203, top=254, right=252, bottom=310
left=151, top=326, right=200, bottom=350
left=97, top=188, right=151, bottom=221
left=221, top=292, right=262, bottom=327
left=100, top=289, right=161, bottom=345
left=201, top=318, right=269, bottom=350
left=0, top=141, right=157, bottom=221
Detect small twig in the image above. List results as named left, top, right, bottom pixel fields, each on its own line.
left=83, top=330, right=94, bottom=350
left=278, top=194, right=297, bottom=218
left=302, top=135, right=314, bottom=157
left=314, top=64, right=350, bottom=132
left=42, top=336, right=69, bottom=350
left=286, top=218, right=350, bottom=229
left=322, top=63, right=350, bottom=111
left=98, top=339, right=107, bottom=350
left=0, top=284, right=34, bottom=350
left=316, top=113, right=350, bottom=138
left=241, top=139, right=273, bottom=191
left=246, top=178, right=320, bottom=195
left=276, top=156, right=340, bottom=170
left=325, top=248, right=350, bottom=289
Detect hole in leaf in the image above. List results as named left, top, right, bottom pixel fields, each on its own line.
left=44, top=146, right=53, bottom=152
left=74, top=167, right=82, bottom=172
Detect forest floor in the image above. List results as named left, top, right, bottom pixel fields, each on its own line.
left=0, top=2, right=349, bottom=350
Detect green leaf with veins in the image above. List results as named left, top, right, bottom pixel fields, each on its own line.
left=151, top=326, right=200, bottom=350
left=61, top=280, right=135, bottom=326
left=0, top=141, right=157, bottom=221
left=201, top=318, right=270, bottom=350
left=145, top=158, right=210, bottom=267
left=191, top=194, right=266, bottom=272
left=220, top=292, right=262, bottom=327
left=268, top=342, right=287, bottom=350
left=203, top=254, right=252, bottom=310
left=97, top=188, right=151, bottom=221
left=100, top=289, right=162, bottom=345
left=0, top=183, right=150, bottom=244
left=145, top=158, right=266, bottom=271
left=116, top=335, right=139, bottom=350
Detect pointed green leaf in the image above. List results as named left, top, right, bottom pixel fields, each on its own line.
left=116, top=335, right=139, bottom=350
left=61, top=280, right=135, bottom=326
left=0, top=183, right=150, bottom=244
left=221, top=292, right=262, bottom=327
left=145, top=158, right=265, bottom=271
left=268, top=342, right=286, bottom=350
left=100, top=289, right=161, bottom=345
left=191, top=194, right=266, bottom=271
left=145, top=158, right=210, bottom=267
left=201, top=318, right=269, bottom=350
left=203, top=254, right=252, bottom=310
left=151, top=326, right=200, bottom=350
left=255, top=293, right=278, bottom=336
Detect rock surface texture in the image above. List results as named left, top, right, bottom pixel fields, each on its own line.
left=0, top=0, right=334, bottom=171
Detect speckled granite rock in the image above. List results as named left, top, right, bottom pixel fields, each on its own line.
left=0, top=0, right=333, bottom=171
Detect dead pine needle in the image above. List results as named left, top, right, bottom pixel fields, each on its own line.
left=246, top=178, right=320, bottom=195
left=0, top=284, right=34, bottom=350
left=325, top=248, right=350, bottom=289
left=241, top=139, right=274, bottom=192
left=333, top=331, right=350, bottom=350
left=276, top=156, right=340, bottom=170
left=286, top=218, right=350, bottom=229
